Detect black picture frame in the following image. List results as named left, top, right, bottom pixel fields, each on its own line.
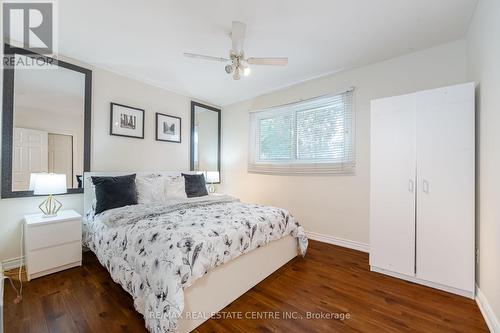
left=1, top=44, right=92, bottom=198
left=190, top=101, right=221, bottom=184
left=109, top=102, right=145, bottom=139
left=155, top=113, right=182, bottom=143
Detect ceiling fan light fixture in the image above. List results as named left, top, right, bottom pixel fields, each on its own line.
left=233, top=70, right=241, bottom=80
left=183, top=21, right=288, bottom=80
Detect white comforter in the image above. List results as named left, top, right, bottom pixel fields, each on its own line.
left=83, top=195, right=308, bottom=332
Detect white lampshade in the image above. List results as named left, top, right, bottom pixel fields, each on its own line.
left=29, top=173, right=44, bottom=191
left=205, top=171, right=220, bottom=183
left=32, top=173, right=67, bottom=195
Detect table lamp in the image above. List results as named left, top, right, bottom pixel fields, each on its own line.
left=205, top=171, right=220, bottom=193
left=30, top=173, right=67, bottom=217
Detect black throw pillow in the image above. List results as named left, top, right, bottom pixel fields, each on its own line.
left=182, top=173, right=208, bottom=198
left=92, top=174, right=138, bottom=214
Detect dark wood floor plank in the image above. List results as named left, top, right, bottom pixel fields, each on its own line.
left=40, top=290, right=80, bottom=333
left=4, top=240, right=488, bottom=333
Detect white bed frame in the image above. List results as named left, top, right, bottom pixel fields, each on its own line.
left=83, top=172, right=299, bottom=333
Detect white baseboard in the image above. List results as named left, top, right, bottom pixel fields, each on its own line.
left=1, top=256, right=24, bottom=271
left=306, top=231, right=369, bottom=253
left=476, top=285, right=500, bottom=333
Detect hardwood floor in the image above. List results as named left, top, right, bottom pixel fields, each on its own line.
left=4, top=240, right=488, bottom=333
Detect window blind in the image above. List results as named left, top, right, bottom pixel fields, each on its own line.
left=248, top=89, right=355, bottom=174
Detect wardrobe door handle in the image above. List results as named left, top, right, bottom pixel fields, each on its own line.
left=422, top=180, right=429, bottom=193
left=408, top=179, right=414, bottom=193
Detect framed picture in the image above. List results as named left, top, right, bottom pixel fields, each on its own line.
left=156, top=113, right=181, bottom=143
left=110, top=103, right=145, bottom=139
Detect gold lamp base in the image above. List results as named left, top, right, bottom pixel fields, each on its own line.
left=39, top=194, right=63, bottom=217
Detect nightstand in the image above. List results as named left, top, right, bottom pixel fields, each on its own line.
left=24, top=210, right=82, bottom=281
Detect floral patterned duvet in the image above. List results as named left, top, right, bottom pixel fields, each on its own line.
left=83, top=195, right=308, bottom=332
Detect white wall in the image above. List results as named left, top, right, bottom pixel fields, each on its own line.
left=221, top=40, right=467, bottom=246
left=90, top=69, right=191, bottom=171
left=0, top=57, right=199, bottom=263
left=466, top=0, right=500, bottom=326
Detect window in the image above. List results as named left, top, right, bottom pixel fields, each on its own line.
left=248, top=89, right=355, bottom=174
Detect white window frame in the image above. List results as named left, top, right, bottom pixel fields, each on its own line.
left=248, top=88, right=355, bottom=175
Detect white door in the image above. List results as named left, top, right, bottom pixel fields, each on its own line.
left=12, top=127, right=48, bottom=191
left=416, top=82, right=475, bottom=293
left=370, top=93, right=416, bottom=276
left=48, top=133, right=73, bottom=188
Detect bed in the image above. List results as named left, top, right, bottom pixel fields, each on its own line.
left=83, top=172, right=308, bottom=333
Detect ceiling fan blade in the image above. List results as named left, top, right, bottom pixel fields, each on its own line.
left=247, top=57, right=288, bottom=66
left=183, top=53, right=230, bottom=62
left=231, top=21, right=246, bottom=54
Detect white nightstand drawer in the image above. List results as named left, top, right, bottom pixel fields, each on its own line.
left=26, top=219, right=81, bottom=251
left=24, top=210, right=83, bottom=280
left=27, top=241, right=82, bottom=275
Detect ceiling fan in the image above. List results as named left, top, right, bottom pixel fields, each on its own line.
left=183, top=21, right=288, bottom=80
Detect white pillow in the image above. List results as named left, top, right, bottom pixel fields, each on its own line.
left=165, top=176, right=187, bottom=200
left=135, top=174, right=168, bottom=204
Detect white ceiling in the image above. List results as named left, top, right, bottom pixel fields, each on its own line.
left=59, top=0, right=478, bottom=106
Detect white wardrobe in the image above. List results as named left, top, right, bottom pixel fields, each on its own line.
left=370, top=82, right=475, bottom=298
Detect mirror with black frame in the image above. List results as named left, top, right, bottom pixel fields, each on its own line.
left=190, top=101, right=221, bottom=183
left=1, top=47, right=92, bottom=198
